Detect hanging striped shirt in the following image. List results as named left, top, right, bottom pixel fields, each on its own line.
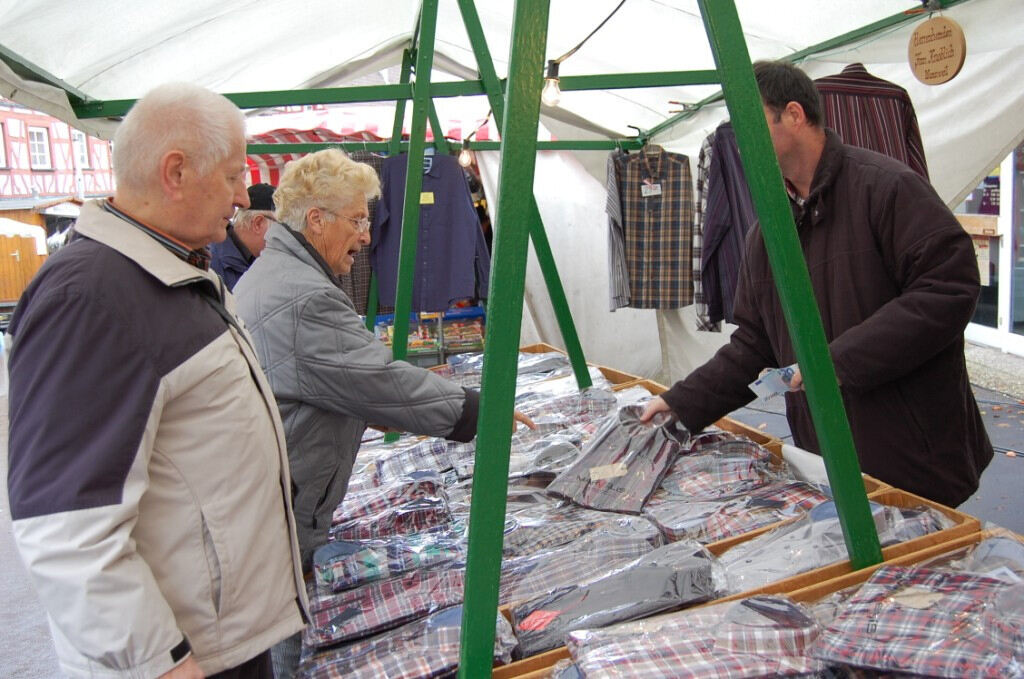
left=815, top=62, right=929, bottom=179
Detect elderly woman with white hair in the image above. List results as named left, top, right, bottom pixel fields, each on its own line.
left=233, top=149, right=532, bottom=678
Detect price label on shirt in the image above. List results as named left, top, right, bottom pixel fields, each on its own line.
left=590, top=461, right=628, bottom=481
left=888, top=586, right=944, bottom=609
left=420, top=191, right=435, bottom=205
left=640, top=182, right=662, bottom=197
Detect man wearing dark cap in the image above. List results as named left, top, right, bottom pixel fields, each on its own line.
left=212, top=182, right=275, bottom=289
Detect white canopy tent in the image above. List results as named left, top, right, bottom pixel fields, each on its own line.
left=2, top=0, right=1022, bottom=376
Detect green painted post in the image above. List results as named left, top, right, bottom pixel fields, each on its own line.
left=697, top=0, right=882, bottom=568
left=392, top=0, right=439, bottom=366
left=457, top=0, right=591, bottom=389
left=457, top=0, right=550, bottom=675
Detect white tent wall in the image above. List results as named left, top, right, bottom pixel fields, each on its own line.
left=477, top=150, right=733, bottom=379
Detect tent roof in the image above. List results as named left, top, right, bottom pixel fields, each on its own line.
left=1, top=0, right=1021, bottom=204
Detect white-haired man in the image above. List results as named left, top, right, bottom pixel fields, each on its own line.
left=7, top=83, right=308, bottom=678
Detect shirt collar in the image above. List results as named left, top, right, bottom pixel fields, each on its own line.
left=226, top=224, right=256, bottom=265
left=101, top=198, right=212, bottom=270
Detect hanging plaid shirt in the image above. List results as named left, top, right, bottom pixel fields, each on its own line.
left=547, top=406, right=688, bottom=514
left=329, top=497, right=452, bottom=542
left=313, top=528, right=465, bottom=592
left=296, top=605, right=518, bottom=679
left=332, top=471, right=447, bottom=525
left=306, top=565, right=466, bottom=647
left=694, top=131, right=722, bottom=331
left=566, top=594, right=825, bottom=678
left=809, top=565, right=1023, bottom=678
left=618, top=145, right=695, bottom=308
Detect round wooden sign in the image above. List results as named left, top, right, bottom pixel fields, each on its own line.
left=908, top=16, right=967, bottom=85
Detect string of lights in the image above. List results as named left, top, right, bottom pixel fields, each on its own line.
left=542, top=0, right=629, bottom=107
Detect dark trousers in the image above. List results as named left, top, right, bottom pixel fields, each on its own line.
left=207, top=649, right=274, bottom=679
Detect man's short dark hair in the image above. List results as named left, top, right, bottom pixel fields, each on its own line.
left=753, top=60, right=823, bottom=127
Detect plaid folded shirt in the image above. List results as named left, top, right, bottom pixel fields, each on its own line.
left=314, top=528, right=465, bottom=592
left=499, top=516, right=664, bottom=605
left=720, top=503, right=953, bottom=595
left=661, top=436, right=778, bottom=502
left=329, top=497, right=453, bottom=542
left=332, top=471, right=447, bottom=525
left=511, top=539, right=718, bottom=658
left=547, top=406, right=688, bottom=514
left=809, top=565, right=1024, bottom=678
left=700, top=481, right=831, bottom=543
left=296, top=604, right=518, bottom=679
left=502, top=503, right=625, bottom=558
left=566, top=594, right=825, bottom=678
left=373, top=440, right=470, bottom=486
left=306, top=565, right=467, bottom=647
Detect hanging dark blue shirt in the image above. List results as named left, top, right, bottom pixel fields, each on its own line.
left=371, top=153, right=490, bottom=313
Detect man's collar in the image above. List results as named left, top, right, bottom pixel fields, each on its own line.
left=226, top=224, right=256, bottom=265
left=102, top=198, right=212, bottom=270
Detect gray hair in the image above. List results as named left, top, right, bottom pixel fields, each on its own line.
left=113, top=82, right=245, bottom=192
left=275, top=149, right=381, bottom=232
left=232, top=208, right=273, bottom=231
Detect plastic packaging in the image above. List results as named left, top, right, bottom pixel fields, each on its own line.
left=297, top=604, right=518, bottom=678
left=719, top=502, right=954, bottom=594
left=809, top=565, right=1024, bottom=678
left=313, top=528, right=465, bottom=592
left=330, top=496, right=452, bottom=542
left=547, top=405, right=689, bottom=514
left=509, top=539, right=720, bottom=658
left=565, top=594, right=824, bottom=678
left=499, top=515, right=664, bottom=605
left=332, top=470, right=447, bottom=525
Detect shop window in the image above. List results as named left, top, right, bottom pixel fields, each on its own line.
left=72, top=129, right=90, bottom=169
left=28, top=126, right=52, bottom=169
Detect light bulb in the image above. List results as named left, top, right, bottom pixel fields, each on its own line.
left=541, top=77, right=561, bottom=107
left=458, top=145, right=474, bottom=168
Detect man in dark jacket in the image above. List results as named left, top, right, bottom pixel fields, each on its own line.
left=210, top=182, right=275, bottom=289
left=642, top=61, right=992, bottom=507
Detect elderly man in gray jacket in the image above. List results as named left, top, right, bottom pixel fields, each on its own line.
left=234, top=148, right=531, bottom=678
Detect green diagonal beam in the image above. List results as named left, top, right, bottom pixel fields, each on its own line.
left=457, top=0, right=550, bottom=674
left=457, top=0, right=591, bottom=389
left=697, top=0, right=882, bottom=569
left=391, top=0, right=439, bottom=366
left=427, top=99, right=450, bottom=154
